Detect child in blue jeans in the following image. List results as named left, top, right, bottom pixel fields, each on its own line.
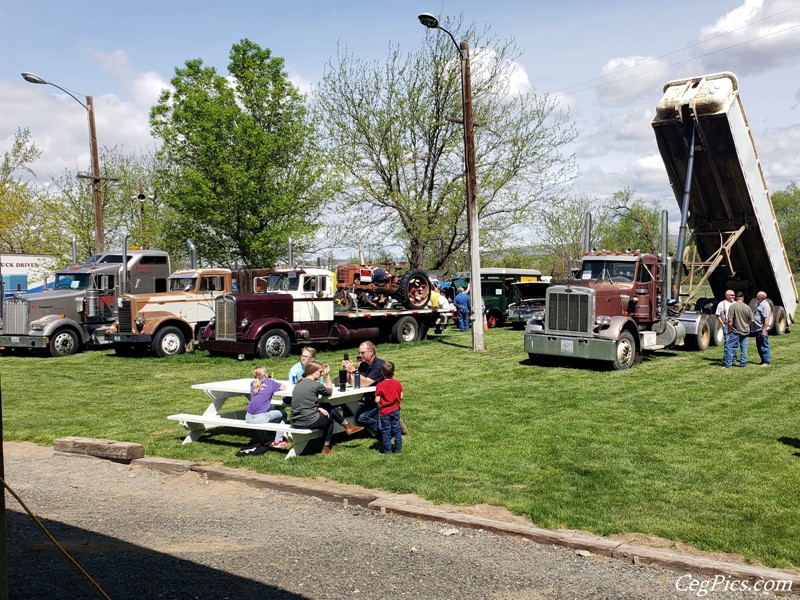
left=374, top=361, right=403, bottom=454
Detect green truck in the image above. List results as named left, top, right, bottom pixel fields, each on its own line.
left=449, top=268, right=542, bottom=328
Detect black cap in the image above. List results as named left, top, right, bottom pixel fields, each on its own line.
left=735, top=291, right=745, bottom=298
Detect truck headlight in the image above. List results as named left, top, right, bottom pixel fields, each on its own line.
left=595, top=315, right=611, bottom=326
left=31, top=322, right=45, bottom=331
left=135, top=316, right=145, bottom=331
left=240, top=318, right=249, bottom=329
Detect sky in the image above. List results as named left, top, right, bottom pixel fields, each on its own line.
left=2, top=0, right=799, bottom=241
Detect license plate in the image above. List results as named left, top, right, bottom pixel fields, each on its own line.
left=11, top=336, right=19, bottom=343
left=560, top=340, right=574, bottom=354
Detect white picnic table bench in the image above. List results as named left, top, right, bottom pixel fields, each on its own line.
left=167, top=378, right=375, bottom=458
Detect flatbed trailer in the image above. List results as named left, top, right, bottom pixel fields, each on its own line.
left=652, top=71, right=797, bottom=331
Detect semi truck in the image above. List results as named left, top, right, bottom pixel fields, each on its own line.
left=524, top=72, right=796, bottom=369
left=0, top=247, right=171, bottom=357
left=200, top=266, right=442, bottom=359
left=110, top=267, right=234, bottom=357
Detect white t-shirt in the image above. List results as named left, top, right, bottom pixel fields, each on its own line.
left=715, top=299, right=732, bottom=324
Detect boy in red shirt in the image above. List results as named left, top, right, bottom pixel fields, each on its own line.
left=375, top=361, right=403, bottom=454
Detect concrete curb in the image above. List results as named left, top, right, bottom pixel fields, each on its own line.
left=56, top=439, right=800, bottom=593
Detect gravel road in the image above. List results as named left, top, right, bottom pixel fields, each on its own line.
left=3, top=442, right=797, bottom=600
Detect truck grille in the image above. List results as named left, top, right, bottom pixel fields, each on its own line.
left=545, top=287, right=593, bottom=335
left=215, top=295, right=237, bottom=341
left=2, top=298, right=29, bottom=335
left=118, top=298, right=132, bottom=333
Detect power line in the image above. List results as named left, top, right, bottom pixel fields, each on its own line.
left=553, top=6, right=800, bottom=96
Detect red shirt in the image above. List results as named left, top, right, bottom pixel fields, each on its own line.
left=375, top=378, right=403, bottom=416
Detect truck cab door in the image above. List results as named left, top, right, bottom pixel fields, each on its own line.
left=631, top=261, right=657, bottom=322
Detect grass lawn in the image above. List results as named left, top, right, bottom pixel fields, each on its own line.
left=2, top=327, right=800, bottom=568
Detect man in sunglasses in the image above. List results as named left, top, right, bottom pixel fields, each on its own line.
left=342, top=341, right=387, bottom=435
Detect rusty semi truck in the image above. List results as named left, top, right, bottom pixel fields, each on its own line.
left=200, top=266, right=441, bottom=359
left=0, top=248, right=171, bottom=357
left=524, top=72, right=796, bottom=369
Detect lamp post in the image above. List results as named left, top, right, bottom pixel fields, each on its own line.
left=418, top=13, right=485, bottom=351
left=21, top=72, right=105, bottom=254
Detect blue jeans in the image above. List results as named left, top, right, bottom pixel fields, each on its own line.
left=379, top=410, right=402, bottom=453
left=756, top=331, right=771, bottom=365
left=724, top=332, right=748, bottom=367
left=246, top=408, right=287, bottom=442
left=456, top=307, right=469, bottom=331
left=356, top=404, right=378, bottom=433
left=720, top=324, right=731, bottom=365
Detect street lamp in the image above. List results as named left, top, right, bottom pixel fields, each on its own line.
left=418, top=13, right=485, bottom=351
left=21, top=72, right=105, bottom=254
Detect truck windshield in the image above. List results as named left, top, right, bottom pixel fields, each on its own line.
left=169, top=277, right=197, bottom=292
left=581, top=260, right=636, bottom=282
left=267, top=272, right=299, bottom=291
left=53, top=273, right=92, bottom=290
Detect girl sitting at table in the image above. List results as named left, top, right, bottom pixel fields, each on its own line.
left=246, top=366, right=289, bottom=449
left=290, top=360, right=363, bottom=454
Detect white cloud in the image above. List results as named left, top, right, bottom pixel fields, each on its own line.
left=697, top=0, right=800, bottom=75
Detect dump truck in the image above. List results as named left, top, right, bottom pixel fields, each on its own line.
left=0, top=247, right=171, bottom=356
left=652, top=71, right=796, bottom=332
left=524, top=72, right=796, bottom=369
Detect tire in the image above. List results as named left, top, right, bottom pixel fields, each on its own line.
left=694, top=297, right=714, bottom=313
left=48, top=328, right=80, bottom=357
left=334, top=290, right=353, bottom=310
left=396, top=268, right=431, bottom=309
left=611, top=330, right=636, bottom=370
left=772, top=305, right=788, bottom=335
left=257, top=328, right=291, bottom=358
left=390, top=316, right=420, bottom=343
left=687, top=316, right=711, bottom=351
left=152, top=326, right=186, bottom=358
left=486, top=310, right=503, bottom=329
left=708, top=315, right=724, bottom=346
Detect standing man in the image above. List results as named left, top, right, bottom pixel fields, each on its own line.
left=725, top=291, right=753, bottom=368
left=752, top=291, right=772, bottom=366
left=454, top=287, right=471, bottom=331
left=715, top=290, right=735, bottom=366
left=342, top=341, right=385, bottom=434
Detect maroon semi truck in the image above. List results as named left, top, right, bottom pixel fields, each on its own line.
left=200, top=266, right=443, bottom=358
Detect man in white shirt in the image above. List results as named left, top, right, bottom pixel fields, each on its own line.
left=715, top=290, right=735, bottom=366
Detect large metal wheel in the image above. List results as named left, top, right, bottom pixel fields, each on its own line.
left=152, top=326, right=186, bottom=358
left=258, top=328, right=291, bottom=358
left=611, top=330, right=636, bottom=370
left=390, top=316, right=420, bottom=343
left=486, top=309, right=503, bottom=329
left=687, top=316, right=711, bottom=351
left=396, top=269, right=431, bottom=309
left=772, top=305, right=788, bottom=335
left=48, top=328, right=80, bottom=357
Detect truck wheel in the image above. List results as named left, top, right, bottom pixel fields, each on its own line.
left=258, top=328, right=291, bottom=358
left=687, top=316, right=711, bottom=351
left=390, top=316, right=420, bottom=343
left=48, top=328, right=80, bottom=357
left=153, top=326, right=186, bottom=357
left=611, top=331, right=636, bottom=370
left=397, top=269, right=431, bottom=309
left=486, top=310, right=503, bottom=328
left=772, top=305, right=788, bottom=335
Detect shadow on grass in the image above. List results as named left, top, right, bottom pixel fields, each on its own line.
left=6, top=510, right=306, bottom=599
left=778, top=436, right=800, bottom=457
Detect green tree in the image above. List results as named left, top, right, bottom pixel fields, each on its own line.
left=534, top=195, right=601, bottom=277
left=595, top=186, right=661, bottom=253
left=771, top=182, right=800, bottom=273
left=314, top=17, right=577, bottom=270
left=0, top=128, right=68, bottom=254
left=150, top=39, right=335, bottom=268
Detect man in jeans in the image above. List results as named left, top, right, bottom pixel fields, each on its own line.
left=724, top=291, right=753, bottom=368
left=752, top=290, right=772, bottom=366
left=715, top=289, right=735, bottom=366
